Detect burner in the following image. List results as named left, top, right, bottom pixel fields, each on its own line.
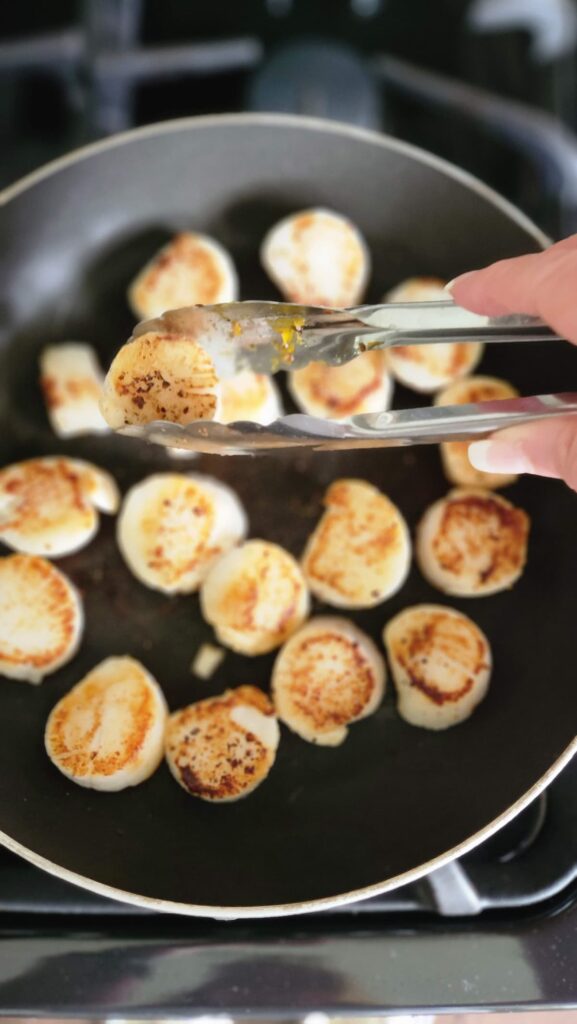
left=464, top=793, right=548, bottom=864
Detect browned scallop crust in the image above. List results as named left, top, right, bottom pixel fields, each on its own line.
left=289, top=351, right=390, bottom=419
left=387, top=609, right=488, bottom=706
left=272, top=617, right=385, bottom=744
left=129, top=232, right=236, bottom=318
left=0, top=554, right=82, bottom=682
left=165, top=686, right=279, bottom=801
left=200, top=540, right=309, bottom=655
left=279, top=632, right=374, bottom=726
left=40, top=347, right=103, bottom=419
left=302, top=479, right=410, bottom=608
left=391, top=341, right=473, bottom=376
left=41, top=371, right=101, bottom=410
left=383, top=605, right=491, bottom=730
left=262, top=209, right=369, bottom=307
left=418, top=489, right=530, bottom=596
left=100, top=331, right=219, bottom=428
left=0, top=459, right=95, bottom=545
left=0, top=457, right=117, bottom=557
left=45, top=656, right=167, bottom=789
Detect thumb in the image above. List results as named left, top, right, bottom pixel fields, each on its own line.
left=468, top=417, right=577, bottom=492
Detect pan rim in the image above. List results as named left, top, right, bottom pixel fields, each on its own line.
left=0, top=736, right=574, bottom=918
left=0, top=111, right=551, bottom=249
left=0, top=111, right=569, bottom=918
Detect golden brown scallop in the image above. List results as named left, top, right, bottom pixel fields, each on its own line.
left=219, top=370, right=283, bottom=424
left=288, top=350, right=392, bottom=421
left=385, top=277, right=483, bottom=392
left=40, top=343, right=109, bottom=438
left=302, top=479, right=411, bottom=609
left=272, top=617, right=386, bottom=746
left=45, top=656, right=167, bottom=790
left=128, top=231, right=238, bottom=320
left=384, top=604, right=491, bottom=729
left=200, top=539, right=310, bottom=655
left=0, top=554, right=83, bottom=684
left=165, top=686, right=280, bottom=802
left=117, top=472, right=247, bottom=594
left=0, top=456, right=119, bottom=557
left=416, top=488, right=530, bottom=597
left=435, top=376, right=519, bottom=488
left=261, top=208, right=370, bottom=307
left=100, top=330, right=220, bottom=429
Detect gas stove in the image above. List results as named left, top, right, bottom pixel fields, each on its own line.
left=1, top=1, right=577, bottom=1016
left=0, top=758, right=575, bottom=1016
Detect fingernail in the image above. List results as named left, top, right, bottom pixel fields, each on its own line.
left=444, top=272, right=475, bottom=295
left=468, top=439, right=533, bottom=474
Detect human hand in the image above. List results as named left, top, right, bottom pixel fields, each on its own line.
left=447, top=234, right=577, bottom=491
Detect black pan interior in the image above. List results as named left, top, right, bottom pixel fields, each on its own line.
left=0, top=117, right=575, bottom=912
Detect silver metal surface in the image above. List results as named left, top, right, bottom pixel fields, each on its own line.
left=138, top=299, right=559, bottom=378
left=121, top=392, right=577, bottom=455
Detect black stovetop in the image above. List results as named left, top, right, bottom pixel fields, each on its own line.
left=0, top=757, right=574, bottom=1016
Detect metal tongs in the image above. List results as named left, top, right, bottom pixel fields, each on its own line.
left=124, top=299, right=577, bottom=455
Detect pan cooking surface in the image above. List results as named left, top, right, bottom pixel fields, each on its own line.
left=0, top=117, right=575, bottom=913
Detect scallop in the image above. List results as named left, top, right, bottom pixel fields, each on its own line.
left=302, top=479, right=411, bottom=609
left=200, top=539, right=309, bottom=655
left=288, top=350, right=392, bottom=421
left=40, top=343, right=109, bottom=438
left=45, top=656, right=167, bottom=791
left=128, top=231, right=238, bottom=320
left=261, top=208, right=370, bottom=308
left=165, top=686, right=279, bottom=802
left=416, top=488, right=530, bottom=597
left=0, top=456, right=119, bottom=558
left=100, top=329, right=220, bottom=429
left=435, top=376, right=519, bottom=488
left=0, top=554, right=83, bottom=684
left=117, top=472, right=247, bottom=594
left=385, top=277, right=448, bottom=304
left=385, top=277, right=483, bottom=393
left=219, top=370, right=283, bottom=425
left=384, top=604, right=491, bottom=730
left=272, top=617, right=385, bottom=746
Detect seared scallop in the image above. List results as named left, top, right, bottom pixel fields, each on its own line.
left=385, top=277, right=483, bottom=393
left=219, top=370, right=283, bottom=424
left=261, top=208, right=370, bottom=308
left=0, top=554, right=83, bottom=684
left=302, top=479, right=411, bottom=609
left=201, top=539, right=309, bottom=655
left=289, top=350, right=392, bottom=421
left=40, top=343, right=109, bottom=438
left=385, top=277, right=447, bottom=304
left=417, top=488, right=530, bottom=597
left=435, top=376, right=519, bottom=488
left=100, top=329, right=220, bottom=429
left=45, top=656, right=167, bottom=790
left=272, top=617, right=385, bottom=746
left=384, top=604, right=491, bottom=730
left=0, top=456, right=119, bottom=558
left=117, top=472, right=247, bottom=594
left=128, top=231, right=238, bottom=320
left=165, top=685, right=279, bottom=802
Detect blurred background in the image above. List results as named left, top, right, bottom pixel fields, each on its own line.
left=3, top=0, right=577, bottom=235
left=2, top=0, right=577, bottom=238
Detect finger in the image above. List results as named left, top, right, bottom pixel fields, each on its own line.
left=469, top=416, right=577, bottom=492
left=447, top=237, right=577, bottom=343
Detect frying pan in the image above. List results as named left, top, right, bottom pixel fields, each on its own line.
left=0, top=113, right=576, bottom=919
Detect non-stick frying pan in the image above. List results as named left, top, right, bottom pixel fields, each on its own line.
left=0, top=114, right=576, bottom=918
